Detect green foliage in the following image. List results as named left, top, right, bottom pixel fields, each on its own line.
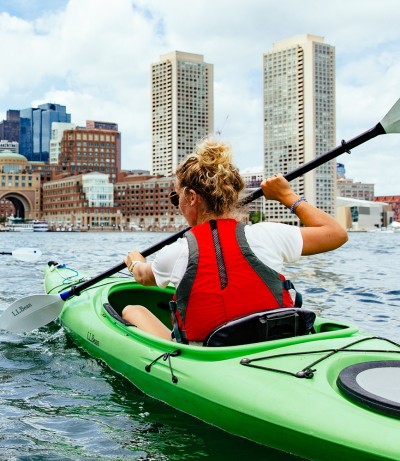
left=249, top=211, right=265, bottom=224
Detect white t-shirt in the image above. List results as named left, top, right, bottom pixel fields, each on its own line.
left=152, top=222, right=303, bottom=289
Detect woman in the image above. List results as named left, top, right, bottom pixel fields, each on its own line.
left=123, top=138, right=348, bottom=343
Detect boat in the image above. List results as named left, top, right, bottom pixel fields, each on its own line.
left=5, top=218, right=49, bottom=232
left=5, top=217, right=34, bottom=232
left=43, top=261, right=400, bottom=461
left=33, top=220, right=49, bottom=232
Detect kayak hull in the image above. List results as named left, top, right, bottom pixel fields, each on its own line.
left=44, top=263, right=400, bottom=460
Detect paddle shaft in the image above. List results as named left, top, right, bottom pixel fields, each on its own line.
left=0, top=252, right=12, bottom=255
left=63, top=121, right=386, bottom=300
left=241, top=122, right=385, bottom=205
left=61, top=228, right=189, bottom=299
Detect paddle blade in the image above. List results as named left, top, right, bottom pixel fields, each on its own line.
left=0, top=294, right=64, bottom=333
left=12, top=248, right=42, bottom=263
left=380, top=98, right=400, bottom=134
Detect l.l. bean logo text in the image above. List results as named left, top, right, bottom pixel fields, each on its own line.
left=87, top=332, right=100, bottom=347
left=12, top=303, right=32, bottom=317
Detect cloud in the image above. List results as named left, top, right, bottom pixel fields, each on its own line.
left=0, top=0, right=400, bottom=195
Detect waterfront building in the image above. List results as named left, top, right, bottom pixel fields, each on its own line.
left=0, top=110, right=20, bottom=143
left=59, top=121, right=121, bottom=184
left=336, top=197, right=393, bottom=231
left=151, top=51, right=214, bottom=176
left=263, top=34, right=336, bottom=224
left=337, top=177, right=375, bottom=201
left=42, top=172, right=121, bottom=230
left=0, top=140, right=19, bottom=154
left=25, top=162, right=63, bottom=185
left=336, top=162, right=374, bottom=201
left=240, top=167, right=265, bottom=219
left=49, top=122, right=77, bottom=164
left=241, top=167, right=264, bottom=188
left=0, top=150, right=41, bottom=219
left=20, top=103, right=71, bottom=162
left=0, top=196, right=14, bottom=218
left=86, top=120, right=119, bottom=131
left=82, top=172, right=114, bottom=207
left=120, top=169, right=151, bottom=178
left=115, top=174, right=185, bottom=230
left=375, top=195, right=400, bottom=223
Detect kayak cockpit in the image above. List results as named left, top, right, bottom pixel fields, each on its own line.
left=103, top=281, right=359, bottom=352
left=107, top=281, right=174, bottom=327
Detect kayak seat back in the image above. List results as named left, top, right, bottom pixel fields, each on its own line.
left=203, top=308, right=316, bottom=347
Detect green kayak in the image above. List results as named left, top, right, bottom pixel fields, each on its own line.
left=44, top=261, right=400, bottom=461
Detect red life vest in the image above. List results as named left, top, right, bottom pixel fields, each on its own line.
left=172, top=219, right=298, bottom=343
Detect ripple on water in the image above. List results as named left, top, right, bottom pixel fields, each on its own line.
left=304, top=287, right=328, bottom=294
left=0, top=328, right=299, bottom=460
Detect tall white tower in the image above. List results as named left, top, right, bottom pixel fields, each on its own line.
left=263, top=34, right=336, bottom=223
left=151, top=51, right=214, bottom=176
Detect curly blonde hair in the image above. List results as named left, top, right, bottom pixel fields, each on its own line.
left=176, top=137, right=245, bottom=216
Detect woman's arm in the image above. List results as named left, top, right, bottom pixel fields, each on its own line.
left=124, top=250, right=157, bottom=286
left=261, top=175, right=348, bottom=255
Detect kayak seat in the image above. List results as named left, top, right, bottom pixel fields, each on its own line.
left=203, top=308, right=316, bottom=347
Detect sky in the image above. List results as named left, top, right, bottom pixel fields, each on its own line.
left=0, top=0, right=400, bottom=196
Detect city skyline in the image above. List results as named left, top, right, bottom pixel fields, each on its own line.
left=0, top=0, right=399, bottom=195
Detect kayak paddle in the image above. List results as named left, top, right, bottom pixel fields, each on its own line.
left=0, top=248, right=42, bottom=263
left=1, top=97, right=400, bottom=333
left=0, top=232, right=187, bottom=333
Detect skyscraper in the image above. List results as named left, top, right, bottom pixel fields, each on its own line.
left=263, top=34, right=336, bottom=223
left=20, top=103, right=71, bottom=162
left=0, top=110, right=20, bottom=143
left=151, top=51, right=214, bottom=176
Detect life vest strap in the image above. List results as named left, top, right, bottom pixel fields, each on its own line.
left=169, top=300, right=188, bottom=344
left=282, top=279, right=302, bottom=307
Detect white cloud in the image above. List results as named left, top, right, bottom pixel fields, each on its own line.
left=1, top=0, right=400, bottom=195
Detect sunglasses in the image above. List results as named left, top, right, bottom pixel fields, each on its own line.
left=169, top=191, right=180, bottom=207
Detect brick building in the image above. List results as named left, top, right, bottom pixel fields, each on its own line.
left=375, top=196, right=400, bottom=223
left=115, top=174, right=186, bottom=230
left=0, top=151, right=41, bottom=219
left=59, top=123, right=121, bottom=184
left=42, top=172, right=122, bottom=230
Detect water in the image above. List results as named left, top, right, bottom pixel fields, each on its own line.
left=0, top=230, right=399, bottom=460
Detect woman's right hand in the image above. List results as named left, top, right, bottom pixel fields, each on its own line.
left=261, top=174, right=298, bottom=208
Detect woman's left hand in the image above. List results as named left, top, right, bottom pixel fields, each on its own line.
left=124, top=250, right=145, bottom=269
left=124, top=250, right=156, bottom=286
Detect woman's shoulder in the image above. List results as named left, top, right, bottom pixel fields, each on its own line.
left=158, top=235, right=188, bottom=256
left=245, top=221, right=301, bottom=237
left=244, top=222, right=303, bottom=263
